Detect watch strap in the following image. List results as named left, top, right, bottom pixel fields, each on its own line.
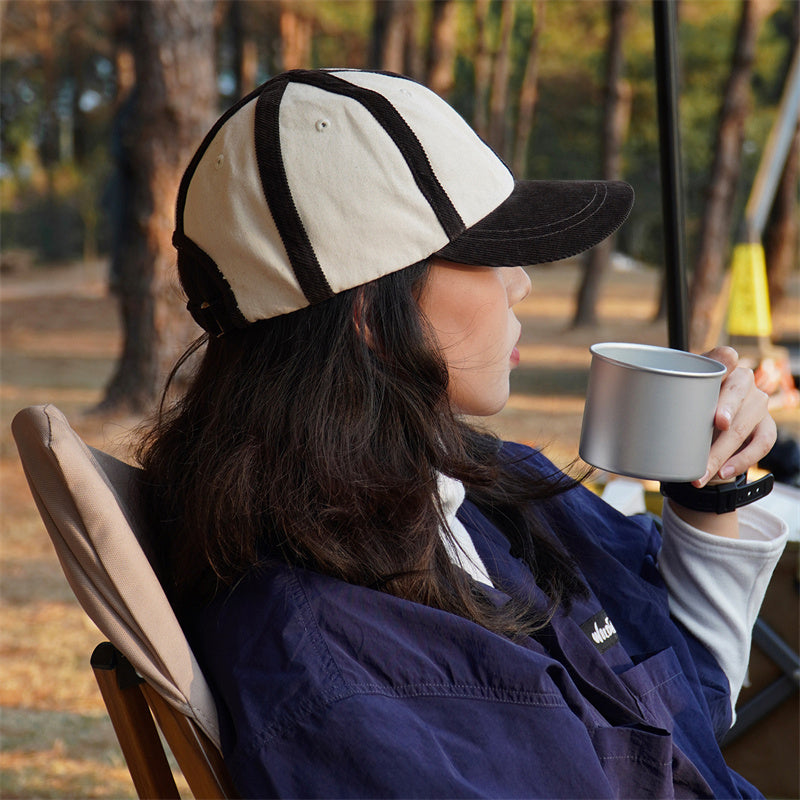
left=660, top=472, right=775, bottom=514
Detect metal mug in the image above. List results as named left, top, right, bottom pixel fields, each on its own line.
left=579, top=343, right=727, bottom=481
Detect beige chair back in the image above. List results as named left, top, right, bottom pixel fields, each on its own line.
left=11, top=404, right=220, bottom=747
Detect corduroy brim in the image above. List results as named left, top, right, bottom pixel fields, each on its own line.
left=435, top=179, right=634, bottom=267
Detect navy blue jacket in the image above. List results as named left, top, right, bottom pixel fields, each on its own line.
left=183, top=443, right=760, bottom=798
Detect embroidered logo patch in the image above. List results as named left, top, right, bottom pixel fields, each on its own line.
left=580, top=610, right=620, bottom=654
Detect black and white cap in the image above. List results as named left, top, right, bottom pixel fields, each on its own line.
left=174, top=68, right=634, bottom=334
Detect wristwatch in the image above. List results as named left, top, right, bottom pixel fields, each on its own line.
left=660, top=471, right=775, bottom=514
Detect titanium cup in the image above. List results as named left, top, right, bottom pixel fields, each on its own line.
left=579, top=343, right=727, bottom=481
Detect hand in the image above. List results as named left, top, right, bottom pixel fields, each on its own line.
left=694, top=347, right=777, bottom=489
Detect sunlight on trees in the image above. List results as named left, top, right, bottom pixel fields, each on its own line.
left=1, top=0, right=796, bottom=407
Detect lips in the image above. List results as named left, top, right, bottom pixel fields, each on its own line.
left=510, top=345, right=520, bottom=367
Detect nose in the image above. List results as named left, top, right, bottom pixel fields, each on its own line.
left=507, top=266, right=532, bottom=306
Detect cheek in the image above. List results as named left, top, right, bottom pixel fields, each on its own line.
left=418, top=265, right=515, bottom=416
left=448, top=367, right=511, bottom=416
left=445, top=313, right=514, bottom=416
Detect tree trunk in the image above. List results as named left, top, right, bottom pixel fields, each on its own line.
left=370, top=0, right=405, bottom=73
left=511, top=0, right=545, bottom=177
left=764, top=119, right=799, bottom=307
left=573, top=0, right=631, bottom=328
left=230, top=0, right=258, bottom=99
left=280, top=1, right=312, bottom=71
left=98, top=0, right=216, bottom=414
left=472, top=0, right=491, bottom=138
left=32, top=1, right=59, bottom=261
left=67, top=2, right=84, bottom=164
left=764, top=4, right=799, bottom=308
left=106, top=3, right=135, bottom=297
left=487, top=0, right=515, bottom=160
left=688, top=0, right=769, bottom=350
left=426, top=0, right=457, bottom=98
left=402, top=1, right=424, bottom=81
left=370, top=0, right=420, bottom=77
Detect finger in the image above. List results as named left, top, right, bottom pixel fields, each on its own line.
left=714, top=365, right=756, bottom=431
left=701, top=348, right=740, bottom=430
left=716, top=416, right=777, bottom=481
left=702, top=346, right=738, bottom=375
left=695, top=385, right=772, bottom=485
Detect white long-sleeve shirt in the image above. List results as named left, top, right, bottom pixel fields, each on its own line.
left=658, top=498, right=788, bottom=715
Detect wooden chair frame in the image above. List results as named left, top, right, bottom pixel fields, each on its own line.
left=91, top=641, right=238, bottom=799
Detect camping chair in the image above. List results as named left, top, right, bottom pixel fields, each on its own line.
left=11, top=404, right=239, bottom=799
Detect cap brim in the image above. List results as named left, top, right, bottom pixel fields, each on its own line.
left=435, top=179, right=634, bottom=267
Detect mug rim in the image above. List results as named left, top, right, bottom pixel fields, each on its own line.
left=590, top=342, right=727, bottom=379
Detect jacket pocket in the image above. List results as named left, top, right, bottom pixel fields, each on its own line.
left=590, top=724, right=714, bottom=799
left=618, top=646, right=684, bottom=730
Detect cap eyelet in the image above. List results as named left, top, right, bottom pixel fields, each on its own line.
left=215, top=154, right=225, bottom=169
left=315, top=119, right=330, bottom=132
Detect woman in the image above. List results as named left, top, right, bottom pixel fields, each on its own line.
left=139, top=69, right=787, bottom=798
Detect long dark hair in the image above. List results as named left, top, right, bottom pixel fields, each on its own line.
left=137, top=259, right=587, bottom=638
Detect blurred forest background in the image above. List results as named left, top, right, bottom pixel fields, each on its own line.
left=1, top=3, right=799, bottom=798
left=1, top=0, right=798, bottom=414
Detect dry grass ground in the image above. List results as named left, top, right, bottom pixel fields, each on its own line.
left=1, top=257, right=798, bottom=798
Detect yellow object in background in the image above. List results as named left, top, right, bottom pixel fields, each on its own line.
left=726, top=243, right=773, bottom=338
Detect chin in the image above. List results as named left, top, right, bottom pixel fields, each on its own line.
left=456, top=394, right=510, bottom=418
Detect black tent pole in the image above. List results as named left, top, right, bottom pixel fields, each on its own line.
left=653, top=0, right=690, bottom=351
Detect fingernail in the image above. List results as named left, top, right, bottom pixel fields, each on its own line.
left=694, top=470, right=710, bottom=488
left=720, top=465, right=735, bottom=480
